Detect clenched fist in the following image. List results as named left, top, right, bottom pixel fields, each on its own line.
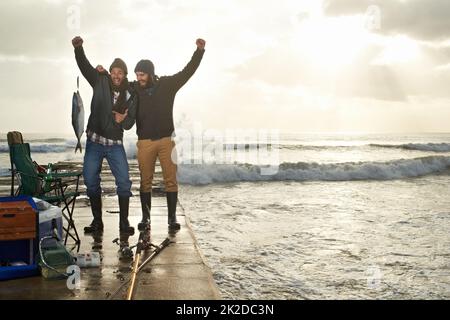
left=196, top=38, right=206, bottom=50
left=96, top=65, right=107, bottom=74
left=72, top=36, right=83, bottom=48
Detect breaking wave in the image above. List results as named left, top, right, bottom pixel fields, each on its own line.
left=178, top=156, right=450, bottom=185
left=370, top=143, right=450, bottom=153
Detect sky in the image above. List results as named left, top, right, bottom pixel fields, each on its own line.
left=1, top=0, right=450, bottom=134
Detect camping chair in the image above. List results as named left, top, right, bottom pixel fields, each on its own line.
left=7, top=132, right=82, bottom=250
left=8, top=131, right=24, bottom=196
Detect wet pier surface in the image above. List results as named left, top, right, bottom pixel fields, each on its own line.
left=0, top=162, right=220, bottom=300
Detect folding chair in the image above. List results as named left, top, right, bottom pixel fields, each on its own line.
left=7, top=131, right=24, bottom=197
left=7, top=132, right=82, bottom=251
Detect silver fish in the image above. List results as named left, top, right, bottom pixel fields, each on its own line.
left=72, top=81, right=85, bottom=153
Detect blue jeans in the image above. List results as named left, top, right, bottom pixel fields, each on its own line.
left=83, top=140, right=132, bottom=198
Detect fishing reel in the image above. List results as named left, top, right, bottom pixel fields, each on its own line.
left=112, top=225, right=153, bottom=261
left=120, top=246, right=134, bottom=260
left=112, top=238, right=134, bottom=261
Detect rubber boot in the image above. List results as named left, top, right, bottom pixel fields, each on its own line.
left=138, top=192, right=151, bottom=231
left=119, top=196, right=135, bottom=235
left=167, top=192, right=180, bottom=231
left=84, top=195, right=103, bottom=233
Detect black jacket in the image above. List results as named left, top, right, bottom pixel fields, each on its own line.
left=135, top=48, right=204, bottom=140
left=74, top=47, right=137, bottom=140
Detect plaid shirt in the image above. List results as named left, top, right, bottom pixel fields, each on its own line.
left=86, top=129, right=122, bottom=146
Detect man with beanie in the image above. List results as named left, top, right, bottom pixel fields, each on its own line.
left=134, top=38, right=205, bottom=232
left=72, top=36, right=137, bottom=236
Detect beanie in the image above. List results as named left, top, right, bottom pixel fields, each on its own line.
left=134, top=59, right=155, bottom=76
left=109, top=58, right=128, bottom=75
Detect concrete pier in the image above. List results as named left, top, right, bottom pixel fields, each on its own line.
left=0, top=193, right=221, bottom=300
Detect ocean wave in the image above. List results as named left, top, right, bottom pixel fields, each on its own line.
left=223, top=143, right=280, bottom=150
left=2, top=140, right=449, bottom=156
left=235, top=142, right=450, bottom=152
left=279, top=144, right=357, bottom=151
left=0, top=138, right=68, bottom=143
left=0, top=143, right=73, bottom=153
left=370, top=143, right=450, bottom=152
left=280, top=143, right=450, bottom=152
left=0, top=168, right=10, bottom=177
left=177, top=156, right=450, bottom=185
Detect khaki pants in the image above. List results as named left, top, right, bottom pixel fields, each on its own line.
left=137, top=137, right=178, bottom=193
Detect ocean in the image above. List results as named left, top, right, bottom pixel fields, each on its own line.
left=1, top=131, right=450, bottom=299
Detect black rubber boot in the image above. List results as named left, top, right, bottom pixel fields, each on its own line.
left=167, top=192, right=180, bottom=231
left=119, top=196, right=135, bottom=235
left=84, top=195, right=104, bottom=233
left=138, top=192, right=151, bottom=231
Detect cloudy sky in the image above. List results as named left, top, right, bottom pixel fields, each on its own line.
left=1, top=0, right=450, bottom=134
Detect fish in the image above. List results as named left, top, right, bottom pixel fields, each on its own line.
left=72, top=77, right=85, bottom=153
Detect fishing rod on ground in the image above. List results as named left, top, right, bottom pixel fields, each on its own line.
left=107, top=226, right=171, bottom=300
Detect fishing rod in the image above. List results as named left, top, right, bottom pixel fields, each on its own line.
left=126, top=230, right=147, bottom=300
left=107, top=228, right=171, bottom=300
left=107, top=198, right=185, bottom=299
left=126, top=236, right=171, bottom=300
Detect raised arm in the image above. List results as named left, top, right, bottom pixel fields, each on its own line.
left=169, top=38, right=206, bottom=91
left=72, top=36, right=98, bottom=88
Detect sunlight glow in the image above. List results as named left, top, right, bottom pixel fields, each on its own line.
left=372, top=36, right=421, bottom=65
left=295, top=15, right=371, bottom=70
